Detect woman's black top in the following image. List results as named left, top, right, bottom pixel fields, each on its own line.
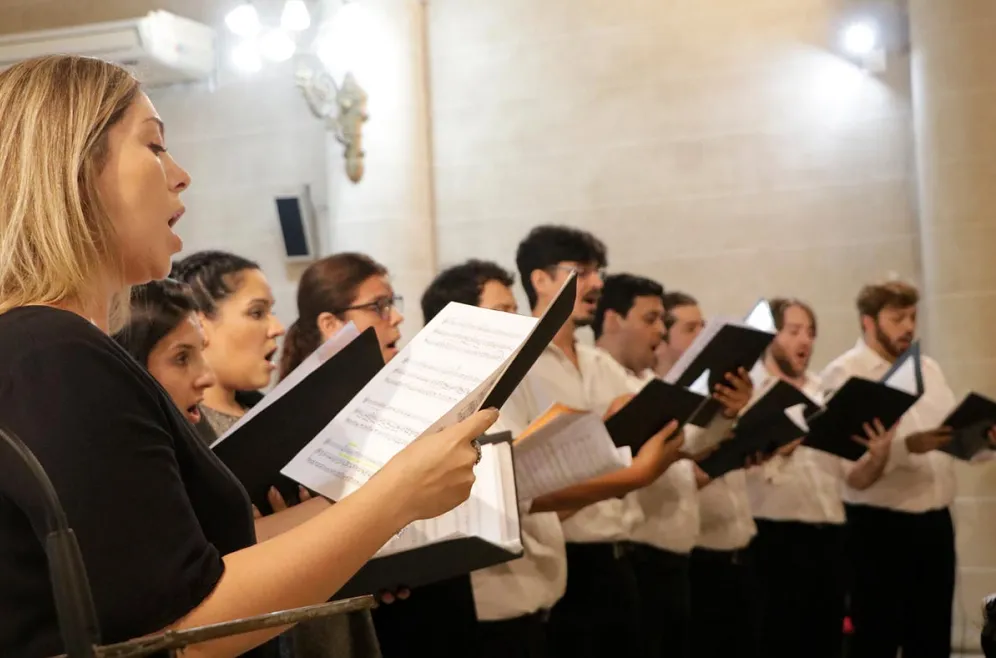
left=0, top=307, right=277, bottom=658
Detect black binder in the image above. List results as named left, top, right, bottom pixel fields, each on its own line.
left=941, top=392, right=996, bottom=461
left=335, top=432, right=522, bottom=598
left=212, top=328, right=385, bottom=509
left=733, top=380, right=821, bottom=454
left=603, top=379, right=708, bottom=451
left=668, top=324, right=775, bottom=426
left=481, top=274, right=576, bottom=410
left=803, top=343, right=924, bottom=461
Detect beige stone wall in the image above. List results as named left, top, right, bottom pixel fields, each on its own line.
left=426, top=0, right=920, bottom=365
left=910, top=0, right=996, bottom=650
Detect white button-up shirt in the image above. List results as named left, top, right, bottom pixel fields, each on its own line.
left=612, top=364, right=701, bottom=555
left=683, top=415, right=756, bottom=551
left=819, top=338, right=958, bottom=513
left=744, top=367, right=846, bottom=525
left=470, top=389, right=567, bottom=621
left=523, top=343, right=644, bottom=543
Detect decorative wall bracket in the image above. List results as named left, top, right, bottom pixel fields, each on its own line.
left=296, top=62, right=368, bottom=183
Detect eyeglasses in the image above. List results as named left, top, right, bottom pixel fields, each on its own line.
left=553, top=264, right=606, bottom=280
left=339, top=295, right=404, bottom=320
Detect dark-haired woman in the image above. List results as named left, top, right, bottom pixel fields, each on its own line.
left=283, top=253, right=479, bottom=658
left=172, top=251, right=382, bottom=658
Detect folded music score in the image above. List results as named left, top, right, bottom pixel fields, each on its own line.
left=512, top=403, right=629, bottom=501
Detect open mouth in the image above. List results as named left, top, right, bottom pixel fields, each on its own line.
left=168, top=208, right=185, bottom=228
left=185, top=404, right=201, bottom=424
left=264, top=348, right=278, bottom=368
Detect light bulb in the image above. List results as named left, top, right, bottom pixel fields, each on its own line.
left=225, top=3, right=261, bottom=38
left=281, top=0, right=311, bottom=31
left=841, top=21, right=877, bottom=57
left=231, top=40, right=262, bottom=73
left=260, top=29, right=296, bottom=62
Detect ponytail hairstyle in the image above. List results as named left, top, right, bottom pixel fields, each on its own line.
left=112, top=278, right=197, bottom=366
left=171, top=250, right=263, bottom=409
left=279, top=252, right=387, bottom=380
left=170, top=250, right=260, bottom=319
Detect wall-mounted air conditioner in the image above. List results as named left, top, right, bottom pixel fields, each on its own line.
left=0, top=10, right=216, bottom=88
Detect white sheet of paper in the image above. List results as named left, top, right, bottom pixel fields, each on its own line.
left=374, top=441, right=519, bottom=557
left=883, top=355, right=920, bottom=396
left=210, top=323, right=361, bottom=449
left=784, top=403, right=810, bottom=432
left=744, top=299, right=776, bottom=333
left=513, top=410, right=628, bottom=501
left=280, top=303, right=537, bottom=501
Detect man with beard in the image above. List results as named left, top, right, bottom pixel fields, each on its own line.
left=820, top=281, right=960, bottom=658
left=503, top=227, right=688, bottom=658
left=746, top=298, right=892, bottom=658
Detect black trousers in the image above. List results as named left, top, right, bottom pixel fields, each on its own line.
left=845, top=504, right=956, bottom=658
left=371, top=575, right=478, bottom=658
left=477, top=611, right=551, bottom=658
left=753, top=519, right=846, bottom=658
left=547, top=542, right=641, bottom=658
left=622, top=543, right=691, bottom=658
left=689, top=544, right=759, bottom=658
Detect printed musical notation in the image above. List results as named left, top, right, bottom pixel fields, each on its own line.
left=281, top=302, right=537, bottom=501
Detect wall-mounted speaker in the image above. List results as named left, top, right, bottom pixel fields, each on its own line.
left=274, top=185, right=318, bottom=263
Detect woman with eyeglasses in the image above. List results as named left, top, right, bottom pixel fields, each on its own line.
left=280, top=253, right=479, bottom=658
left=279, top=252, right=403, bottom=376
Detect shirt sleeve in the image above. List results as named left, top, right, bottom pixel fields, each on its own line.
left=0, top=337, right=226, bottom=642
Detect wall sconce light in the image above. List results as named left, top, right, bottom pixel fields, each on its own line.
left=296, top=60, right=368, bottom=183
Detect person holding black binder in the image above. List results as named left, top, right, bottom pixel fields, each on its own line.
left=421, top=260, right=561, bottom=658
left=506, top=227, right=689, bottom=658
left=0, top=55, right=498, bottom=658
left=274, top=253, right=477, bottom=658
left=592, top=274, right=710, bottom=658
left=648, top=290, right=758, bottom=658
left=819, top=281, right=960, bottom=658
left=744, top=298, right=889, bottom=658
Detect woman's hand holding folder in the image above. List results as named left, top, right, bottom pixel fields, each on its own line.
left=376, top=408, right=500, bottom=523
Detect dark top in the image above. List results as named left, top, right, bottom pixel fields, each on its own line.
left=0, top=307, right=276, bottom=658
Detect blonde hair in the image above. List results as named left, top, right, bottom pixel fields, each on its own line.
left=0, top=55, right=141, bottom=330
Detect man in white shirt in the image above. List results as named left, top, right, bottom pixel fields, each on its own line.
left=820, top=280, right=959, bottom=658
left=511, top=226, right=686, bottom=658
left=654, top=290, right=763, bottom=658
left=746, top=297, right=890, bottom=658
left=594, top=274, right=711, bottom=658
left=421, top=260, right=559, bottom=658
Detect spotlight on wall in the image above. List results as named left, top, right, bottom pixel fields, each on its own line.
left=224, top=1, right=312, bottom=72
left=841, top=21, right=878, bottom=57
left=224, top=3, right=261, bottom=38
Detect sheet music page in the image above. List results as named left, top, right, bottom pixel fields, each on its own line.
left=744, top=299, right=776, bottom=333
left=211, top=323, right=361, bottom=448
left=513, top=410, right=628, bottom=501
left=662, top=315, right=735, bottom=384
left=374, top=442, right=518, bottom=556
left=883, top=355, right=919, bottom=395
left=281, top=303, right=537, bottom=501
left=784, top=403, right=810, bottom=432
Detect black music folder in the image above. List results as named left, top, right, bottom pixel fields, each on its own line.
left=941, top=392, right=996, bottom=461
left=480, top=274, right=576, bottom=410
left=804, top=343, right=924, bottom=461
left=664, top=317, right=775, bottom=427
left=733, top=379, right=822, bottom=452
left=211, top=327, right=385, bottom=510
left=604, top=378, right=709, bottom=451
left=335, top=432, right=521, bottom=598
